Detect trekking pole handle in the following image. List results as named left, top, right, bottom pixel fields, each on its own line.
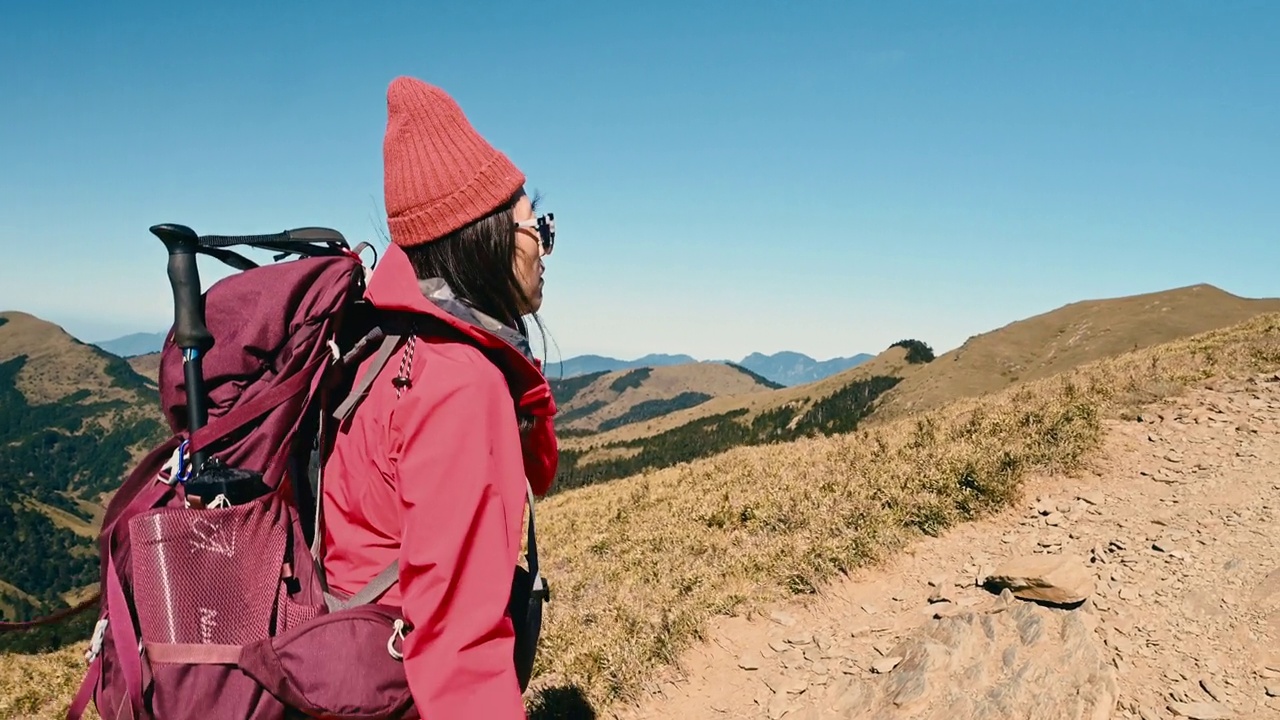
left=150, top=224, right=214, bottom=353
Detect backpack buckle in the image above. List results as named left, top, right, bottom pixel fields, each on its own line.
left=85, top=617, right=108, bottom=662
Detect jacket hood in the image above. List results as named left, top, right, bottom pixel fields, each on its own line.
left=363, top=243, right=554, bottom=416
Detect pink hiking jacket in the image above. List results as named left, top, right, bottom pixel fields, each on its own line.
left=319, top=243, right=558, bottom=719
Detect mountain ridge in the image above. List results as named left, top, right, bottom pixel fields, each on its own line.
left=96, top=328, right=873, bottom=388
left=0, top=311, right=166, bottom=627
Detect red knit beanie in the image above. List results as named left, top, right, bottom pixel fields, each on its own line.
left=383, top=76, right=526, bottom=247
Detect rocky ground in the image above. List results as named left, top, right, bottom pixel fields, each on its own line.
left=614, top=374, right=1280, bottom=719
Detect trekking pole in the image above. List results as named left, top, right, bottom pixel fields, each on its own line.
left=150, top=223, right=270, bottom=507
left=151, top=223, right=215, bottom=474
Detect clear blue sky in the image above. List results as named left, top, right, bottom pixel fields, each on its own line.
left=1, top=1, right=1277, bottom=362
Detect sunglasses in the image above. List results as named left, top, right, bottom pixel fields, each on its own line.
left=515, top=213, right=555, bottom=255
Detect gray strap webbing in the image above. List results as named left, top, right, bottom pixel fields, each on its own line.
left=332, top=332, right=404, bottom=425
left=312, top=331, right=405, bottom=594
left=327, top=479, right=542, bottom=612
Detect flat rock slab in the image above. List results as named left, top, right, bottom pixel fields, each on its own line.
left=1166, top=701, right=1233, bottom=719
left=809, top=600, right=1116, bottom=719
left=986, top=554, right=1095, bottom=605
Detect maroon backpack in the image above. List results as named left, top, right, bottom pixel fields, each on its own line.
left=4, top=223, right=547, bottom=719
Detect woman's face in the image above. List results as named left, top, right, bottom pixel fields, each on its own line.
left=511, top=193, right=547, bottom=314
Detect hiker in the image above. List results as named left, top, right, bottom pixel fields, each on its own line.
left=318, top=76, right=559, bottom=718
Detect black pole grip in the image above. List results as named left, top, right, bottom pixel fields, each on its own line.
left=151, top=223, right=214, bottom=472
left=150, top=223, right=213, bottom=353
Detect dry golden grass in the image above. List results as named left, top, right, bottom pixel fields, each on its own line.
left=23, top=499, right=97, bottom=539
left=8, top=312, right=1280, bottom=719
left=0, top=645, right=97, bottom=720
left=0, top=581, right=39, bottom=618
left=559, top=362, right=775, bottom=433
left=526, top=311, right=1280, bottom=713
left=566, top=283, right=1280, bottom=454
left=125, top=352, right=161, bottom=385
left=0, top=312, right=137, bottom=406
left=872, top=283, right=1280, bottom=423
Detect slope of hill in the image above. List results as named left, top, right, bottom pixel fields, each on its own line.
left=549, top=345, right=926, bottom=494
left=872, top=283, right=1280, bottom=422
left=8, top=308, right=1280, bottom=718
left=564, top=345, right=922, bottom=450
left=567, top=284, right=1280, bottom=455
left=518, top=310, right=1280, bottom=716
left=93, top=330, right=167, bottom=358
left=618, top=373, right=1280, bottom=720
left=554, top=362, right=783, bottom=434
left=126, top=351, right=161, bottom=386
left=545, top=284, right=1280, bottom=501
left=737, top=351, right=874, bottom=386
left=0, top=312, right=164, bottom=628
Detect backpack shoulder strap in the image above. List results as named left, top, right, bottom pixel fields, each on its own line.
left=331, top=330, right=404, bottom=425
left=309, top=327, right=405, bottom=577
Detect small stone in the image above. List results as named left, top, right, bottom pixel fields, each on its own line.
left=785, top=632, right=813, bottom=646
left=738, top=655, right=760, bottom=670
left=1266, top=683, right=1280, bottom=697
left=781, top=677, right=808, bottom=695
left=1200, top=678, right=1224, bottom=702
left=1078, top=490, right=1104, bottom=506
left=1045, top=512, right=1066, bottom=527
left=870, top=656, right=902, bottom=674
left=770, top=611, right=797, bottom=627
left=767, top=694, right=796, bottom=720
left=1153, top=540, right=1174, bottom=553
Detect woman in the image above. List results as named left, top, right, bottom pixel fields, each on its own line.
left=319, top=76, right=559, bottom=719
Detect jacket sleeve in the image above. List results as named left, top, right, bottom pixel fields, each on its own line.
left=388, top=350, right=528, bottom=719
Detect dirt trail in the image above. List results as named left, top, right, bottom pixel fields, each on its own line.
left=613, top=374, right=1280, bottom=720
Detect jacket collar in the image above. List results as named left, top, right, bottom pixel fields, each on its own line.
left=363, top=243, right=554, bottom=415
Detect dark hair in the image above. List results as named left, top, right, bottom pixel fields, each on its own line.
left=401, top=190, right=540, bottom=338
left=399, top=191, right=549, bottom=433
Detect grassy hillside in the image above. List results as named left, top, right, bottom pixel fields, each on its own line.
left=10, top=308, right=1280, bottom=719
left=524, top=309, right=1280, bottom=715
left=551, top=362, right=780, bottom=435
left=562, top=284, right=1280, bottom=463
left=0, top=312, right=164, bottom=632
left=125, top=351, right=161, bottom=387
left=872, top=283, right=1280, bottom=421
left=564, top=346, right=924, bottom=451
